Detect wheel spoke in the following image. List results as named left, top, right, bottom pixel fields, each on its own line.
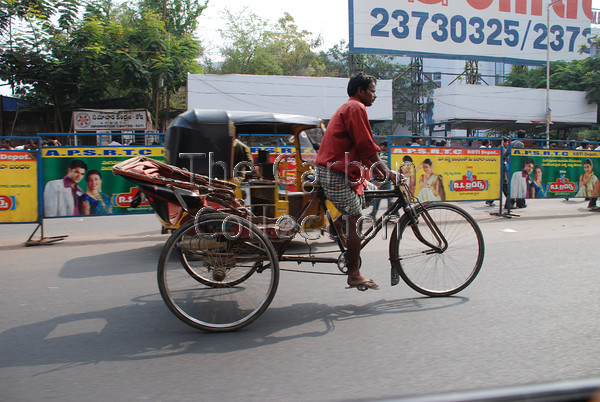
left=390, top=203, right=484, bottom=296
left=158, top=214, right=279, bottom=332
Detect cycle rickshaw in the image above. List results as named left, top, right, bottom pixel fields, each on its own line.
left=130, top=109, right=333, bottom=233
left=113, top=109, right=485, bottom=332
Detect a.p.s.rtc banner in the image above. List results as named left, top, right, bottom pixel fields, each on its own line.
left=390, top=146, right=502, bottom=201
left=509, top=148, right=600, bottom=199
left=350, top=0, right=592, bottom=65
left=0, top=151, right=39, bottom=223
left=41, top=146, right=164, bottom=218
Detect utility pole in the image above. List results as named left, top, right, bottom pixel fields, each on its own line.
left=546, top=0, right=562, bottom=148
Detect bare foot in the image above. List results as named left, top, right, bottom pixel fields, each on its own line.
left=347, top=273, right=373, bottom=287
left=346, top=276, right=379, bottom=290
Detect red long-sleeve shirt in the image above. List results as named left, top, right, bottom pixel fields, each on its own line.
left=315, top=97, right=380, bottom=190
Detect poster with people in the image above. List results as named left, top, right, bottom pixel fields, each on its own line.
left=509, top=148, right=600, bottom=199
left=389, top=147, right=502, bottom=201
left=41, top=146, right=164, bottom=217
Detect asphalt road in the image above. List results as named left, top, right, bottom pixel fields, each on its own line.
left=1, top=198, right=599, bottom=401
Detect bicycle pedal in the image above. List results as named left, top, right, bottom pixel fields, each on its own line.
left=390, top=267, right=400, bottom=286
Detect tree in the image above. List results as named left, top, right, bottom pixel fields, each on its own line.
left=206, top=9, right=324, bottom=76
left=264, top=13, right=324, bottom=76
left=211, top=9, right=278, bottom=75
left=138, top=0, right=206, bottom=36
left=0, top=0, right=205, bottom=131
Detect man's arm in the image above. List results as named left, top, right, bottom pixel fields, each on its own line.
left=366, top=152, right=399, bottom=185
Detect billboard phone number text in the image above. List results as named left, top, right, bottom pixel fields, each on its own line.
left=370, top=8, right=591, bottom=54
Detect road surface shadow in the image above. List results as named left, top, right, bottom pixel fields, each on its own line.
left=0, top=294, right=467, bottom=371
left=59, top=244, right=164, bottom=278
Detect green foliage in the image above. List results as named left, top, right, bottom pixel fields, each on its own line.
left=503, top=57, right=600, bottom=106
left=0, top=0, right=205, bottom=130
left=137, top=0, right=206, bottom=36
left=206, top=9, right=325, bottom=76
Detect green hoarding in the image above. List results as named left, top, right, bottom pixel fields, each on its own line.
left=509, top=149, right=600, bottom=199
left=41, top=146, right=164, bottom=217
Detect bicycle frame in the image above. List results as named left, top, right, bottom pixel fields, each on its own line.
left=274, top=179, right=449, bottom=267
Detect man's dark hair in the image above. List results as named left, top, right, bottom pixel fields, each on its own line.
left=347, top=72, right=377, bottom=97
left=69, top=159, right=88, bottom=171
left=524, top=157, right=534, bottom=166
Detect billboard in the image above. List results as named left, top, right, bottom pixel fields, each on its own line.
left=350, top=0, right=593, bottom=65
left=390, top=146, right=502, bottom=201
left=509, top=148, right=600, bottom=198
left=0, top=151, right=39, bottom=223
left=41, top=146, right=164, bottom=218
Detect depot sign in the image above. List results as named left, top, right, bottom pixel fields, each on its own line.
left=349, top=0, right=592, bottom=64
left=0, top=152, right=35, bottom=161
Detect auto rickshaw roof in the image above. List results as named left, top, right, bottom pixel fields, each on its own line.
left=170, top=109, right=322, bottom=134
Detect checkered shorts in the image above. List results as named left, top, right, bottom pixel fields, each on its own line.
left=315, top=165, right=376, bottom=216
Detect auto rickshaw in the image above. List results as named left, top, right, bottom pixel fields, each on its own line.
left=118, top=109, right=340, bottom=233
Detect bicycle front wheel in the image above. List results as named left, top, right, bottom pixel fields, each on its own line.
left=157, top=213, right=279, bottom=332
left=389, top=203, right=484, bottom=296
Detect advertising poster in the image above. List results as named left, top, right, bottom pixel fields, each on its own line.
left=509, top=148, right=600, bottom=199
left=249, top=145, right=299, bottom=191
left=41, top=146, right=164, bottom=218
left=350, top=0, right=592, bottom=65
left=0, top=151, right=39, bottom=223
left=390, top=147, right=502, bottom=201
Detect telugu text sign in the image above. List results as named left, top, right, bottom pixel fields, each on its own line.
left=0, top=151, right=39, bottom=223
left=73, top=109, right=150, bottom=131
left=350, top=0, right=592, bottom=65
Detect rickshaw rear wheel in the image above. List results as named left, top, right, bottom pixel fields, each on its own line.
left=158, top=213, right=279, bottom=332
left=178, top=241, right=258, bottom=287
